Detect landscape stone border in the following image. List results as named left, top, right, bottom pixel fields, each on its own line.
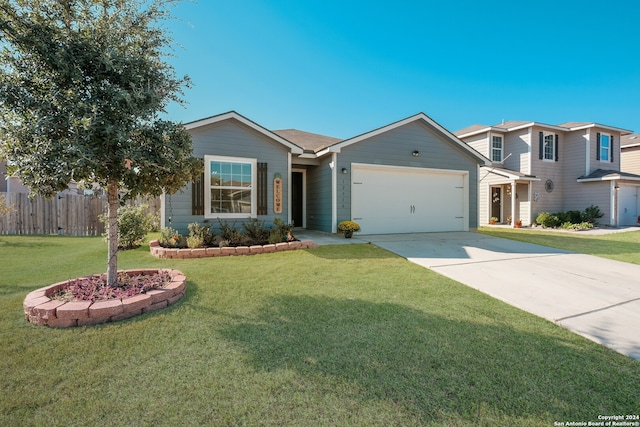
left=149, top=239, right=319, bottom=259
left=23, top=269, right=186, bottom=328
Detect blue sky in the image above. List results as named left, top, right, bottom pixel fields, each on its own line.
left=164, top=0, right=640, bottom=139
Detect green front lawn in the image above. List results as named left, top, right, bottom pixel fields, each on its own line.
left=1, top=235, right=638, bottom=426
left=478, top=227, right=640, bottom=265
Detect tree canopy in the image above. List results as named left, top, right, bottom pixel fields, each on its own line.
left=0, top=0, right=200, bottom=285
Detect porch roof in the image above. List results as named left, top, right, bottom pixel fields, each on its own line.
left=577, top=169, right=640, bottom=182
left=482, top=165, right=540, bottom=181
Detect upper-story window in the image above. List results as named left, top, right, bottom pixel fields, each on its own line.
left=539, top=131, right=558, bottom=162
left=491, top=135, right=503, bottom=162
left=543, top=133, right=554, bottom=161
left=204, top=155, right=256, bottom=218
left=598, top=133, right=611, bottom=162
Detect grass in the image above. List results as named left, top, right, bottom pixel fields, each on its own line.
left=1, top=234, right=639, bottom=426
left=478, top=226, right=640, bottom=265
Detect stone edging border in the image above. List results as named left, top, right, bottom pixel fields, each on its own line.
left=23, top=269, right=186, bottom=328
left=149, top=239, right=319, bottom=259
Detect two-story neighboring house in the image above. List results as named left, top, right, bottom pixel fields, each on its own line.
left=455, top=121, right=640, bottom=227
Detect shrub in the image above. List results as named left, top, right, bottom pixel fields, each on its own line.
left=217, top=219, right=243, bottom=246
left=269, top=218, right=295, bottom=244
left=536, top=212, right=560, bottom=229
left=243, top=217, right=270, bottom=245
left=583, top=205, right=604, bottom=224
left=187, top=235, right=204, bottom=249
left=188, top=222, right=216, bottom=247
left=101, top=204, right=155, bottom=250
left=160, top=227, right=182, bottom=248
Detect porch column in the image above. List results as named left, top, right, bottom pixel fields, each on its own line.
left=511, top=181, right=517, bottom=228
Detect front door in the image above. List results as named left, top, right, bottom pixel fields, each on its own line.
left=291, top=171, right=304, bottom=228
left=491, top=187, right=501, bottom=222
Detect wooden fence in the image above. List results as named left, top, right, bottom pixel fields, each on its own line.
left=0, top=192, right=160, bottom=236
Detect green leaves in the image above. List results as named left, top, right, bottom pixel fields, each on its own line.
left=0, top=0, right=194, bottom=197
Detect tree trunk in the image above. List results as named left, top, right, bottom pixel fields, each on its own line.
left=106, top=181, right=120, bottom=287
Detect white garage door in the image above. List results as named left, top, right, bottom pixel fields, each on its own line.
left=351, top=164, right=467, bottom=234
left=619, top=185, right=639, bottom=226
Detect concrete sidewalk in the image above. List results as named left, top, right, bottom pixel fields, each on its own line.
left=296, top=230, right=640, bottom=360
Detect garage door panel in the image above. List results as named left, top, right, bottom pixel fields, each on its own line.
left=352, top=165, right=466, bottom=234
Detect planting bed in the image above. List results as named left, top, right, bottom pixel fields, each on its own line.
left=149, top=239, right=319, bottom=259
left=23, top=269, right=186, bottom=328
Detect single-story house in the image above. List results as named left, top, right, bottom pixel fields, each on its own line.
left=161, top=111, right=490, bottom=235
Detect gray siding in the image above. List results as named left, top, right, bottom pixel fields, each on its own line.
left=305, top=157, right=333, bottom=232
left=336, top=121, right=481, bottom=229
left=165, top=119, right=290, bottom=234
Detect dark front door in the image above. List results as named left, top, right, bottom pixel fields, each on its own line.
left=292, top=172, right=303, bottom=227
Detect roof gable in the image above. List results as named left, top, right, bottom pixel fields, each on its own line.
left=272, top=129, right=341, bottom=153
left=185, top=111, right=303, bottom=154
left=329, top=113, right=490, bottom=165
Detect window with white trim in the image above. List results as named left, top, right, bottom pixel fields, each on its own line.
left=543, top=132, right=555, bottom=161
left=599, top=133, right=610, bottom=162
left=491, top=135, right=503, bottom=162
left=204, top=155, right=257, bottom=218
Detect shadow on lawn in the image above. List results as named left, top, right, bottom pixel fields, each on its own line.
left=221, top=295, right=637, bottom=424
left=303, top=244, right=397, bottom=260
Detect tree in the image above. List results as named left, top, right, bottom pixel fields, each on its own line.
left=0, top=0, right=200, bottom=286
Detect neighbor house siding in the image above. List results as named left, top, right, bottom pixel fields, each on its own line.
left=621, top=146, right=640, bottom=175
left=531, top=126, right=564, bottom=216
left=336, top=121, right=481, bottom=228
left=464, top=133, right=488, bottom=157
left=562, top=129, right=589, bottom=212
left=503, top=129, right=530, bottom=174
left=165, top=119, right=290, bottom=234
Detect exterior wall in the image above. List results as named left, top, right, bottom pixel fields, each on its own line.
left=562, top=129, right=589, bottom=212
left=336, top=121, right=481, bottom=229
left=165, top=119, right=291, bottom=234
left=530, top=126, right=565, bottom=216
left=478, top=171, right=505, bottom=225
left=587, top=127, right=621, bottom=174
left=463, top=133, right=488, bottom=157
left=0, top=162, right=30, bottom=193
left=621, top=146, right=640, bottom=175
left=503, top=129, right=530, bottom=174
left=516, top=183, right=531, bottom=226
left=305, top=157, right=333, bottom=232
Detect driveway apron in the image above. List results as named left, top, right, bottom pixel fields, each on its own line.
left=362, top=232, right=640, bottom=360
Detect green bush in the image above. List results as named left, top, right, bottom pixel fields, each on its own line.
left=583, top=205, right=604, bottom=224
left=188, top=222, right=216, bottom=247
left=536, top=212, right=560, bottom=228
left=160, top=227, right=183, bottom=248
left=269, top=218, right=294, bottom=244
left=217, top=219, right=244, bottom=246
left=243, top=218, right=270, bottom=245
left=101, top=204, right=155, bottom=250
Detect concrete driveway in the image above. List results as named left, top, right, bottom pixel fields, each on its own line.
left=297, top=230, right=640, bottom=360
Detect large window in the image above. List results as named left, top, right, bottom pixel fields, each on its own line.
left=543, top=132, right=555, bottom=161
left=599, top=133, right=610, bottom=162
left=204, top=155, right=256, bottom=218
left=491, top=135, right=503, bottom=162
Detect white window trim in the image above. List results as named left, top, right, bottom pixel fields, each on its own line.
left=542, top=132, right=555, bottom=162
left=490, top=134, right=504, bottom=163
left=204, top=154, right=257, bottom=219
left=600, top=133, right=611, bottom=162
